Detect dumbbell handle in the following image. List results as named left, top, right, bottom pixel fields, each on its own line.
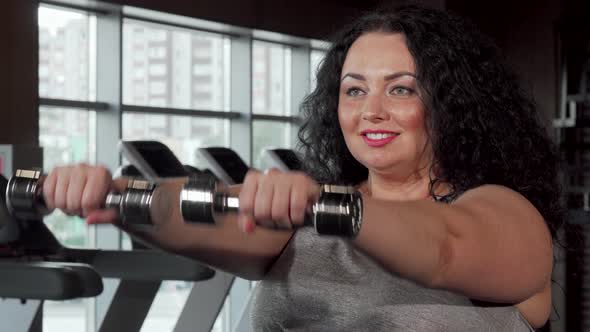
left=212, top=192, right=314, bottom=227
left=7, top=170, right=154, bottom=227
left=181, top=176, right=361, bottom=236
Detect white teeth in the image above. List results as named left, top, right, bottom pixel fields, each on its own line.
left=365, top=133, right=396, bottom=140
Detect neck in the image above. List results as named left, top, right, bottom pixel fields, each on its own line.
left=362, top=169, right=432, bottom=201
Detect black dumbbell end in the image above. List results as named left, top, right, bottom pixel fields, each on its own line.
left=6, top=169, right=48, bottom=221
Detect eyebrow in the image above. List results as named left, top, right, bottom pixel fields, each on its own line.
left=340, top=71, right=417, bottom=82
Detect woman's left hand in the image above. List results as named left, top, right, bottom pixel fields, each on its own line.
left=237, top=169, right=321, bottom=233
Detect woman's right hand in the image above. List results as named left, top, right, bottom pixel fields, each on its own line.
left=43, top=164, right=122, bottom=225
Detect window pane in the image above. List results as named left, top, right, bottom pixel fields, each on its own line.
left=123, top=19, right=230, bottom=111
left=39, top=106, right=96, bottom=332
left=39, top=107, right=96, bottom=247
left=252, top=41, right=292, bottom=115
left=38, top=6, right=95, bottom=101
left=252, top=121, right=292, bottom=169
left=310, top=49, right=326, bottom=92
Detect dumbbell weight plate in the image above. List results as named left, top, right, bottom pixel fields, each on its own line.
left=180, top=175, right=219, bottom=224
left=6, top=170, right=48, bottom=221
left=115, top=179, right=156, bottom=228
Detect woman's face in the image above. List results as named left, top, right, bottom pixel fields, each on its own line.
left=338, top=32, right=432, bottom=178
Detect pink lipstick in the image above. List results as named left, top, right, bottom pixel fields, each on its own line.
left=361, top=130, right=399, bottom=147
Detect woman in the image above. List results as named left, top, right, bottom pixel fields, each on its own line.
left=44, top=5, right=562, bottom=331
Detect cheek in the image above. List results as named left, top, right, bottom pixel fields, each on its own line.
left=397, top=108, right=425, bottom=131
left=395, top=107, right=428, bottom=144
left=394, top=107, right=430, bottom=154
left=338, top=106, right=357, bottom=133
left=338, top=108, right=360, bottom=156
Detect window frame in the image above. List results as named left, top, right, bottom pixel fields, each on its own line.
left=38, top=2, right=327, bottom=331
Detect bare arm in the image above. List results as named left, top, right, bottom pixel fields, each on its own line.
left=44, top=165, right=292, bottom=280
left=353, top=184, right=553, bottom=303
left=226, top=170, right=551, bottom=303
left=126, top=179, right=293, bottom=280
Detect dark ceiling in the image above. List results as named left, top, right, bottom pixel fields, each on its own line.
left=100, top=0, right=404, bottom=39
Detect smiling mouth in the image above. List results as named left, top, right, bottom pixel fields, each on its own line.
left=363, top=132, right=399, bottom=140
left=361, top=132, right=400, bottom=147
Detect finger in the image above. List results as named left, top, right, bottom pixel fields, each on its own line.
left=238, top=214, right=256, bottom=233
left=264, top=167, right=280, bottom=176
left=43, top=169, right=58, bottom=211
left=54, top=168, right=71, bottom=213
left=254, top=173, right=275, bottom=229
left=86, top=209, right=119, bottom=225
left=239, top=170, right=260, bottom=216
left=306, top=175, right=321, bottom=202
left=111, top=177, right=129, bottom=193
left=290, top=180, right=309, bottom=226
left=290, top=173, right=319, bottom=225
left=81, top=167, right=112, bottom=217
left=66, top=167, right=87, bottom=216
left=271, top=176, right=292, bottom=229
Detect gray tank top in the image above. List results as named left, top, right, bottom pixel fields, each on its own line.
left=250, top=228, right=535, bottom=331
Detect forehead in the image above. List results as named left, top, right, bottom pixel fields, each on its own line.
left=342, top=32, right=415, bottom=75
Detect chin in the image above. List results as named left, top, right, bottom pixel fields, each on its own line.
left=361, top=160, right=399, bottom=172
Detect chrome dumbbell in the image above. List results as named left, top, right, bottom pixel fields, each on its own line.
left=180, top=175, right=363, bottom=237
left=6, top=169, right=155, bottom=228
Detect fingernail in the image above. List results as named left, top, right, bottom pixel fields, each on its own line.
left=244, top=218, right=255, bottom=233
left=238, top=215, right=247, bottom=232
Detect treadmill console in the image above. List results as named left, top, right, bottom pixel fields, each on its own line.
left=197, top=147, right=249, bottom=185
left=264, top=148, right=302, bottom=171
left=119, top=140, right=187, bottom=182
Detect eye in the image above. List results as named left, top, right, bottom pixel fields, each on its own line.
left=390, top=86, right=413, bottom=96
left=345, top=87, right=365, bottom=97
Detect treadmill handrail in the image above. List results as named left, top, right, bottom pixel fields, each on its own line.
left=0, top=260, right=102, bottom=300
left=62, top=248, right=215, bottom=281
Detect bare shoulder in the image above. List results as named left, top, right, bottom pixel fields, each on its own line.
left=464, top=185, right=555, bottom=327
left=456, top=184, right=536, bottom=205
left=454, top=184, right=545, bottom=225
left=442, top=184, right=553, bottom=302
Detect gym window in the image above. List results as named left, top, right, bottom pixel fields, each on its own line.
left=38, top=2, right=327, bottom=332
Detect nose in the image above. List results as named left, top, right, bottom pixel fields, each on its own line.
left=361, top=94, right=390, bottom=122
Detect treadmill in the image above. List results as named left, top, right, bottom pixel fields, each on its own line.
left=0, top=141, right=216, bottom=332
left=86, top=141, right=216, bottom=332
left=0, top=174, right=103, bottom=332
left=176, top=147, right=304, bottom=332
left=172, top=147, right=251, bottom=332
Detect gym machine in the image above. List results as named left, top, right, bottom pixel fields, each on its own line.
left=171, top=147, right=251, bottom=332
left=92, top=143, right=215, bottom=332
left=0, top=145, right=103, bottom=332
left=0, top=142, right=215, bottom=332
left=261, top=148, right=302, bottom=171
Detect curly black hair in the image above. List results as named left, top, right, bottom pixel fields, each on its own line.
left=297, top=5, right=565, bottom=240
